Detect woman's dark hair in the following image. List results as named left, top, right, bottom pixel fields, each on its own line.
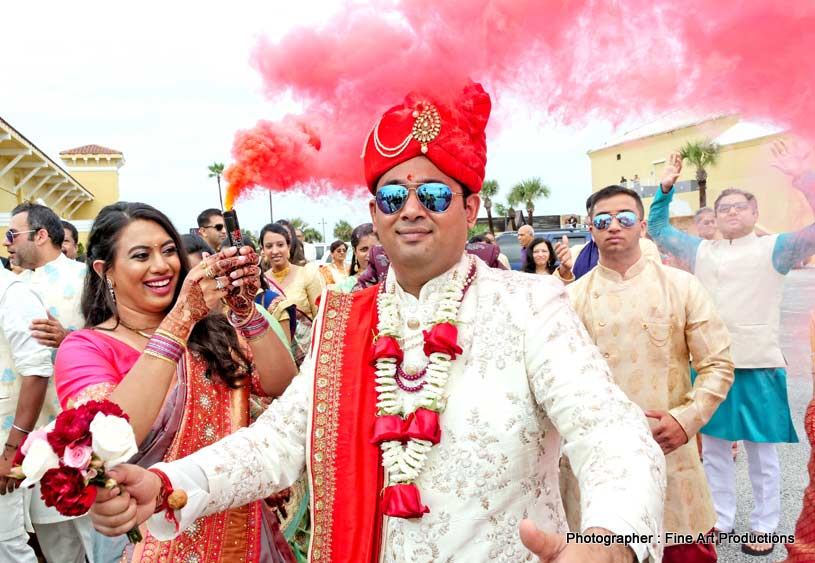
left=522, top=237, right=556, bottom=274
left=260, top=223, right=291, bottom=247
left=469, top=233, right=488, bottom=244
left=329, top=240, right=347, bottom=253
left=84, top=202, right=251, bottom=387
left=276, top=219, right=306, bottom=266
left=349, top=223, right=375, bottom=276
left=180, top=234, right=214, bottom=260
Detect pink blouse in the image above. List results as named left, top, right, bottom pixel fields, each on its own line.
left=54, top=329, right=141, bottom=408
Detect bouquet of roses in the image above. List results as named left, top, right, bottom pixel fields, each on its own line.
left=10, top=399, right=141, bottom=543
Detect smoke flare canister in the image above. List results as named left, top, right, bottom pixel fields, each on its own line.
left=223, top=209, right=244, bottom=248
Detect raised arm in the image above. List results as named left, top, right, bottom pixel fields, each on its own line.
left=770, top=140, right=815, bottom=274
left=647, top=153, right=702, bottom=269
left=525, top=282, right=665, bottom=562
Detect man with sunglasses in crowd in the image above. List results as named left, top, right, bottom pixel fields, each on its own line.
left=563, top=184, right=734, bottom=563
left=196, top=208, right=227, bottom=252
left=649, top=145, right=815, bottom=556
left=90, top=83, right=665, bottom=562
left=3, top=202, right=92, bottom=562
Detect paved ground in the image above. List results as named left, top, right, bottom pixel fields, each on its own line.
left=717, top=268, right=814, bottom=562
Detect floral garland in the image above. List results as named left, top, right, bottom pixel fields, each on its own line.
left=369, top=257, right=475, bottom=518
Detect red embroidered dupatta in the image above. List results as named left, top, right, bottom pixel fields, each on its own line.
left=308, top=286, right=384, bottom=563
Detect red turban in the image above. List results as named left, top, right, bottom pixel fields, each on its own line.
left=362, top=83, right=491, bottom=194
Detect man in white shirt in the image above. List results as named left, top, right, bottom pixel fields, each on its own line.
left=89, top=83, right=665, bottom=562
left=3, top=202, right=91, bottom=562
left=0, top=268, right=53, bottom=563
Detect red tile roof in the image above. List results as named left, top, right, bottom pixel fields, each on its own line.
left=60, top=144, right=122, bottom=156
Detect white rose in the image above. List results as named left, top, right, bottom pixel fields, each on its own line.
left=89, top=412, right=138, bottom=469
left=20, top=438, right=60, bottom=488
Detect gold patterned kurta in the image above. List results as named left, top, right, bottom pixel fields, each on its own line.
left=564, top=255, right=734, bottom=538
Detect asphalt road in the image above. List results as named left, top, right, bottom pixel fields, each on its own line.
left=716, top=268, right=814, bottom=562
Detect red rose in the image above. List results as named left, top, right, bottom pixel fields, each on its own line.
left=405, top=408, right=441, bottom=445
left=422, top=322, right=463, bottom=359
left=82, top=400, right=128, bottom=421
left=40, top=467, right=97, bottom=517
left=370, top=335, right=403, bottom=366
left=48, top=408, right=94, bottom=456
left=381, top=483, right=429, bottom=519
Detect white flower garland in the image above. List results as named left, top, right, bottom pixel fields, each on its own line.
left=374, top=259, right=470, bottom=484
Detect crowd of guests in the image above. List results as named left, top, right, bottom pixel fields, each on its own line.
left=1, top=138, right=814, bottom=562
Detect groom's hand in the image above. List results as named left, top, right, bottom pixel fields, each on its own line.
left=520, top=521, right=635, bottom=562
left=90, top=464, right=161, bottom=537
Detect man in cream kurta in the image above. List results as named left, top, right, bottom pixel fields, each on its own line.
left=648, top=149, right=815, bottom=554
left=90, top=84, right=665, bottom=562
left=562, top=184, right=734, bottom=563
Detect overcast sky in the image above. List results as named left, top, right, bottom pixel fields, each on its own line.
left=1, top=1, right=616, bottom=237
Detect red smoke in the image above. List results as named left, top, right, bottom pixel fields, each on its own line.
left=224, top=0, right=815, bottom=205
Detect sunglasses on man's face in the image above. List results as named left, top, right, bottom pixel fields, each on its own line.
left=4, top=229, right=37, bottom=244
left=204, top=224, right=225, bottom=232
left=592, top=211, right=639, bottom=230
left=375, top=182, right=463, bottom=215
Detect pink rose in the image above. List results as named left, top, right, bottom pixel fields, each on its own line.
left=63, top=444, right=93, bottom=469
left=21, top=425, right=53, bottom=456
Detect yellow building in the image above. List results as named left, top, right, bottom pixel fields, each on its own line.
left=587, top=113, right=813, bottom=236
left=0, top=116, right=123, bottom=255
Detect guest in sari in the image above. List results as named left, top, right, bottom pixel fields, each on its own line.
left=275, top=220, right=307, bottom=266
left=335, top=223, right=377, bottom=293
left=318, top=240, right=349, bottom=288
left=54, top=202, right=298, bottom=563
left=260, top=224, right=321, bottom=365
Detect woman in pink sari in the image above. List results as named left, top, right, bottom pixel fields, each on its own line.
left=54, top=202, right=298, bottom=563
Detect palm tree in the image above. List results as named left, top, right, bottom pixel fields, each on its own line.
left=481, top=179, right=500, bottom=235
left=208, top=163, right=225, bottom=209
left=302, top=227, right=322, bottom=243
left=508, top=178, right=551, bottom=226
left=333, top=220, right=353, bottom=241
left=679, top=140, right=720, bottom=207
left=494, top=202, right=508, bottom=231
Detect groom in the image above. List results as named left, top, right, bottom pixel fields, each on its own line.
left=90, top=83, right=665, bottom=562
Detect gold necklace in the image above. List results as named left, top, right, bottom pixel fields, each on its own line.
left=272, top=265, right=291, bottom=283
left=119, top=320, right=156, bottom=339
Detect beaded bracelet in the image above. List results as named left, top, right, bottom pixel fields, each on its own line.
left=148, top=468, right=187, bottom=532
left=144, top=330, right=186, bottom=365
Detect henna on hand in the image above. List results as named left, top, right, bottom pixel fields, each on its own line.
left=161, top=279, right=209, bottom=341
left=225, top=264, right=260, bottom=318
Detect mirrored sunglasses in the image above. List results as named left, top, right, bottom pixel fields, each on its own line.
left=375, top=182, right=462, bottom=215
left=592, top=211, right=639, bottom=230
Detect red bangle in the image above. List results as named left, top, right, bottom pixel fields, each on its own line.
left=148, top=468, right=187, bottom=532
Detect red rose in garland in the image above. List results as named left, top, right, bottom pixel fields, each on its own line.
left=370, top=335, right=404, bottom=365
left=422, top=322, right=463, bottom=359
left=40, top=466, right=98, bottom=517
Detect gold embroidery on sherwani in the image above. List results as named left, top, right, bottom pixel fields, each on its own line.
left=309, top=290, right=353, bottom=561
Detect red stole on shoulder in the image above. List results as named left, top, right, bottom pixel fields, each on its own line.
left=308, top=286, right=384, bottom=563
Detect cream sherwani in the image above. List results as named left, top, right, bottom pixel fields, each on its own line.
left=148, top=256, right=666, bottom=561
left=564, top=255, right=734, bottom=539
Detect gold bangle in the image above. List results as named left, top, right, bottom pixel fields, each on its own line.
left=144, top=349, right=180, bottom=366
left=154, top=329, right=187, bottom=348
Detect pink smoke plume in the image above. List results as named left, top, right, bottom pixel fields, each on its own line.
left=224, top=0, right=815, bottom=206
